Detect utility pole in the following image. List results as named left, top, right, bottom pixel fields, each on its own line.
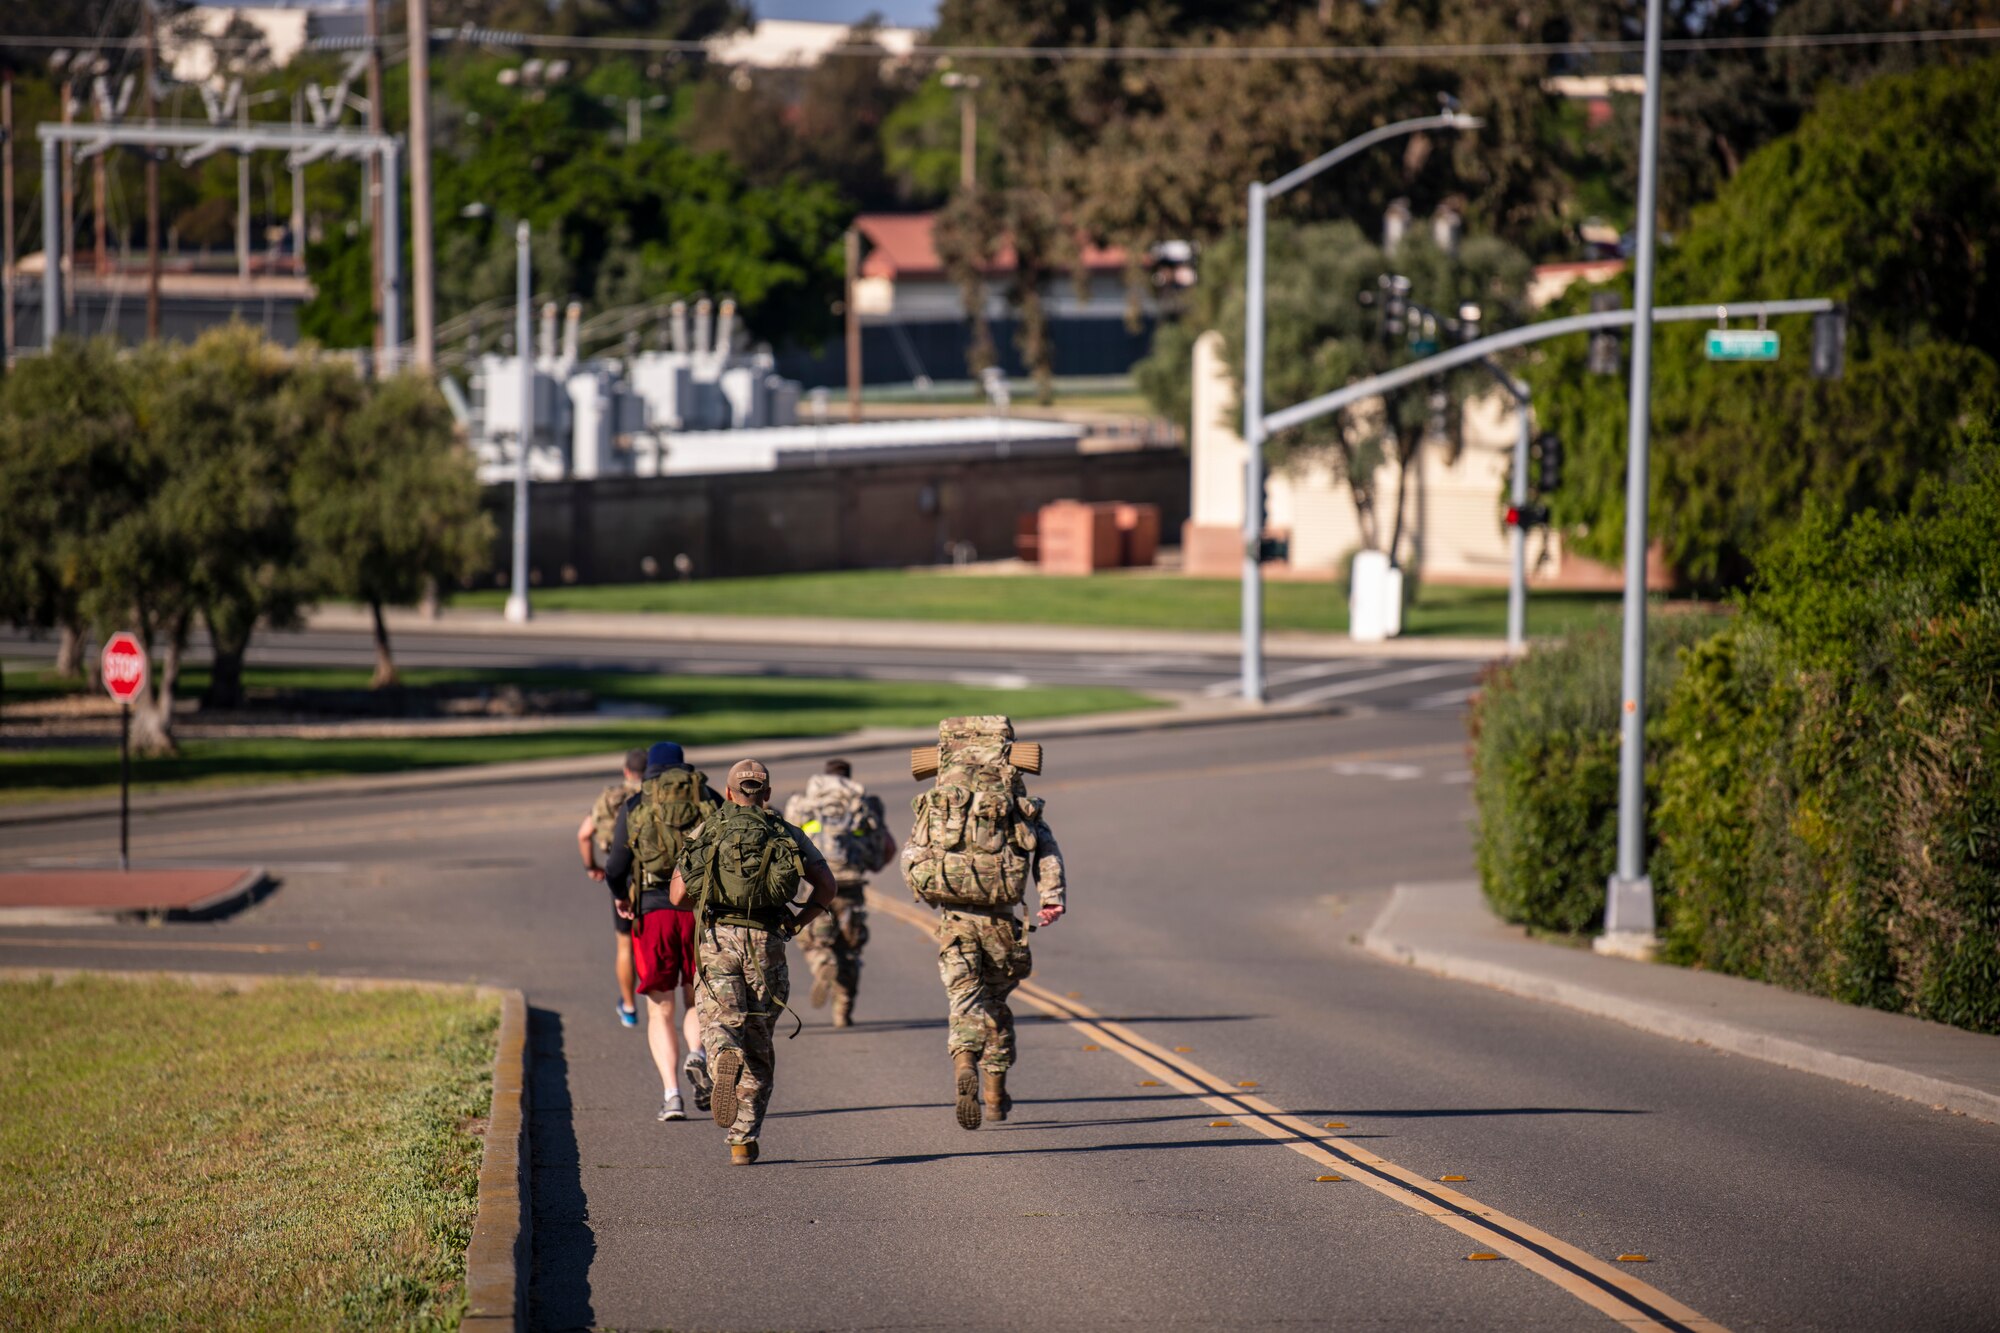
left=290, top=91, right=305, bottom=271
left=236, top=90, right=250, bottom=283
left=1600, top=0, right=1667, bottom=958
left=407, top=0, right=436, bottom=371
left=364, top=0, right=383, bottom=359
left=844, top=225, right=861, bottom=422
left=2, top=71, right=13, bottom=363
left=143, top=0, right=161, bottom=341
left=92, top=87, right=106, bottom=277
left=505, top=220, right=532, bottom=623
left=59, top=73, right=74, bottom=314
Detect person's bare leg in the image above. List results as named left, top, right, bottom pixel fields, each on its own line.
left=645, top=991, right=682, bottom=1095
left=616, top=933, right=637, bottom=1012
left=681, top=981, right=701, bottom=1055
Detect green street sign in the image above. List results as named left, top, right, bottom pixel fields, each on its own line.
left=1705, top=328, right=1781, bottom=361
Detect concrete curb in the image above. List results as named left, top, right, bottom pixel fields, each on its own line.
left=0, top=697, right=1341, bottom=827
left=0, top=968, right=532, bottom=1325
left=308, top=603, right=1510, bottom=663
left=1362, top=886, right=2000, bottom=1126
left=463, top=987, right=531, bottom=1332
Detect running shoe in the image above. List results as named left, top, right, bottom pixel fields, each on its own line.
left=657, top=1092, right=685, bottom=1122
left=616, top=1002, right=639, bottom=1029
left=683, top=1050, right=712, bottom=1114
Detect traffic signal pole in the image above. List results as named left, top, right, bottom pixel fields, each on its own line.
left=1506, top=385, right=1532, bottom=653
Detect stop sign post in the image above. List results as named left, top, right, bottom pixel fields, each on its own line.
left=101, top=632, right=148, bottom=871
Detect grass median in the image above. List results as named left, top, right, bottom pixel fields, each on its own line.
left=0, top=665, right=1159, bottom=803
left=0, top=975, right=496, bottom=1330
left=454, top=570, right=1620, bottom=638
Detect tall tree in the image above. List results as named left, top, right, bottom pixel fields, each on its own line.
left=293, top=371, right=493, bottom=687
left=1529, top=55, right=2000, bottom=589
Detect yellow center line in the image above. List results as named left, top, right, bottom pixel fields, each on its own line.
left=868, top=889, right=1725, bottom=1333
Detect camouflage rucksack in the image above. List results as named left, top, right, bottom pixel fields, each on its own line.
left=901, top=715, right=1045, bottom=910
left=784, top=775, right=891, bottom=881
left=626, top=768, right=716, bottom=909
left=589, top=780, right=636, bottom=855
left=682, top=801, right=807, bottom=929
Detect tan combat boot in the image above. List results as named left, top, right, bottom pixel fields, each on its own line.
left=981, top=1067, right=1009, bottom=1122
left=730, top=1141, right=759, bottom=1166
left=953, top=1050, right=982, bottom=1130
left=831, top=992, right=854, bottom=1028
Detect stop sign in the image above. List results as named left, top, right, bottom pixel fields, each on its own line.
left=101, top=632, right=149, bottom=704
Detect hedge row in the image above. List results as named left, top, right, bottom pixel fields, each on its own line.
left=1470, top=429, right=2000, bottom=1034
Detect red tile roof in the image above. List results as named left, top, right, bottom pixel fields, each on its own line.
left=856, top=212, right=1129, bottom=280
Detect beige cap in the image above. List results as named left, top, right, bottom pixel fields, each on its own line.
left=727, top=758, right=770, bottom=794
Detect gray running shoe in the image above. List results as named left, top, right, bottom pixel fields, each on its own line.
left=683, top=1050, right=712, bottom=1114
left=657, top=1092, right=685, bottom=1122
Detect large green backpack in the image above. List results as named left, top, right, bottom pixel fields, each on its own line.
left=901, top=715, right=1044, bottom=910
left=683, top=801, right=806, bottom=929
left=626, top=768, right=716, bottom=909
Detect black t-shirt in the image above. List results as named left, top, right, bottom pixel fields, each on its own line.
left=604, top=765, right=719, bottom=913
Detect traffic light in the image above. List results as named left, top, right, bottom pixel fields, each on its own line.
left=1587, top=289, right=1623, bottom=376
left=1811, top=308, right=1847, bottom=380
left=1377, top=273, right=1411, bottom=345
left=1257, top=535, right=1291, bottom=563
left=1534, top=431, right=1563, bottom=493
left=1504, top=503, right=1549, bottom=529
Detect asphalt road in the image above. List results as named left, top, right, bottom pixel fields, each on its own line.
left=3, top=623, right=1487, bottom=711
left=4, top=711, right=1997, bottom=1331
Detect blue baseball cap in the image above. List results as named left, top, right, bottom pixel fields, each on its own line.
left=646, top=741, right=685, bottom=770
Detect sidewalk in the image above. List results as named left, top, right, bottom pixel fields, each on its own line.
left=1364, top=880, right=2000, bottom=1125
left=307, top=604, right=1509, bottom=662
left=0, top=867, right=267, bottom=925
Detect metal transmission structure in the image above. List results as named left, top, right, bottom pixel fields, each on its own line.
left=36, top=119, right=403, bottom=370
left=1239, top=108, right=1484, bottom=703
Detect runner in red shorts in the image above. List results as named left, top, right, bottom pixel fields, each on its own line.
left=605, top=741, right=717, bottom=1122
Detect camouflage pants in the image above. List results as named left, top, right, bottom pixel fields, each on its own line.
left=937, top=909, right=1032, bottom=1072
left=797, top=892, right=868, bottom=1008
left=693, top=922, right=790, bottom=1145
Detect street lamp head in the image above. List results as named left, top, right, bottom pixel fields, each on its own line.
left=1443, top=111, right=1485, bottom=132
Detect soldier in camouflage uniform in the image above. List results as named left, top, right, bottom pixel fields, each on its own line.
left=783, top=759, right=896, bottom=1028
left=668, top=759, right=838, bottom=1164
left=577, top=747, right=647, bottom=1026
left=902, top=717, right=1067, bottom=1130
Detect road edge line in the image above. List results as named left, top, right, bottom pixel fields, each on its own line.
left=1362, top=886, right=2000, bottom=1126
left=0, top=968, right=531, bottom=1330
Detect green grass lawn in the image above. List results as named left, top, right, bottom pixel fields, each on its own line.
left=0, top=665, right=1158, bottom=802
left=0, top=976, right=496, bottom=1330
left=458, top=570, right=1624, bottom=638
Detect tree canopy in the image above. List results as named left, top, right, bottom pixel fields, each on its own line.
left=1526, top=55, right=2000, bottom=589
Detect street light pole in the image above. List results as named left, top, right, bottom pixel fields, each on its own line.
left=1238, top=109, right=1483, bottom=704
left=1603, top=0, right=1667, bottom=955
left=506, top=220, right=532, bottom=623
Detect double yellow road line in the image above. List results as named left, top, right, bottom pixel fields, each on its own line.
left=869, top=891, right=1726, bottom=1332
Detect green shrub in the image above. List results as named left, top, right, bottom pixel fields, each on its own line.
left=1470, top=610, right=1723, bottom=934
left=1654, top=428, right=2000, bottom=1033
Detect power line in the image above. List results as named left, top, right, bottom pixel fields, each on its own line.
left=7, top=24, right=2000, bottom=62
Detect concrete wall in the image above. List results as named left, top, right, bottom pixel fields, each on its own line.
left=477, top=446, right=1191, bottom=587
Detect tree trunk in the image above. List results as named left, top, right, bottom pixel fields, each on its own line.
left=131, top=613, right=186, bottom=757
left=203, top=616, right=250, bottom=711
left=369, top=598, right=399, bottom=689
left=1386, top=432, right=1417, bottom=568
left=55, top=620, right=85, bottom=677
